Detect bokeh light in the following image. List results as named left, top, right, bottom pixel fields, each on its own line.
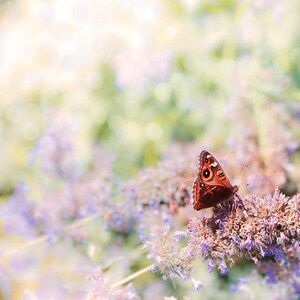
left=0, top=0, right=300, bottom=299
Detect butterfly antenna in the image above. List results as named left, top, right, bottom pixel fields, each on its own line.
left=238, top=164, right=248, bottom=186
left=234, top=165, right=249, bottom=211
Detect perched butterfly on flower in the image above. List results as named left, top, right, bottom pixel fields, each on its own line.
left=192, top=150, right=239, bottom=210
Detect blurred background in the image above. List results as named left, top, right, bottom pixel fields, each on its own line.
left=0, top=0, right=300, bottom=299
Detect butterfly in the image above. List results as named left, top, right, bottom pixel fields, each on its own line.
left=192, top=150, right=239, bottom=210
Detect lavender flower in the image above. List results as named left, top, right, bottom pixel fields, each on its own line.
left=0, top=182, right=36, bottom=238
left=87, top=267, right=140, bottom=300
left=30, top=118, right=79, bottom=180
left=188, top=189, right=300, bottom=281
left=144, top=225, right=193, bottom=281
left=191, top=277, right=202, bottom=291
left=174, top=231, right=188, bottom=242
left=120, top=143, right=204, bottom=216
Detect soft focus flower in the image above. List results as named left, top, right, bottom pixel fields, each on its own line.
left=113, top=48, right=172, bottom=89
left=23, top=290, right=39, bottom=300
left=87, top=267, right=140, bottom=300
left=226, top=68, right=298, bottom=196
left=30, top=116, right=81, bottom=179
left=191, top=277, right=202, bottom=291
left=0, top=182, right=36, bottom=238
left=1, top=0, right=300, bottom=298
left=144, top=225, right=193, bottom=281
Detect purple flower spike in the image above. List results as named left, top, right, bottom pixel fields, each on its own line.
left=208, top=264, right=214, bottom=273
left=215, top=218, right=224, bottom=229
left=191, top=278, right=202, bottom=291
left=293, top=263, right=300, bottom=277
left=200, top=242, right=209, bottom=252
left=187, top=189, right=300, bottom=283
left=244, top=239, right=253, bottom=251
left=266, top=269, right=277, bottom=284
left=220, top=266, right=229, bottom=276
left=174, top=231, right=187, bottom=242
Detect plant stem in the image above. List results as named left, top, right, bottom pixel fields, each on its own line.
left=111, top=263, right=154, bottom=288
left=2, top=212, right=102, bottom=261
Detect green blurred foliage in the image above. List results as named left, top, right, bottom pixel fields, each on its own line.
left=0, top=0, right=300, bottom=187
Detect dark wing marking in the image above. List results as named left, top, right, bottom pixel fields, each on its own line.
left=193, top=180, right=235, bottom=210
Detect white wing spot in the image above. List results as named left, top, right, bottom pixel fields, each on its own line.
left=210, top=162, right=218, bottom=167
left=206, top=155, right=211, bottom=158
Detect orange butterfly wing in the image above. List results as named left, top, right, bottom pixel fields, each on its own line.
left=192, top=150, right=238, bottom=210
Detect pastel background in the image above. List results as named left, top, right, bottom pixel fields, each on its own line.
left=0, top=0, right=300, bottom=299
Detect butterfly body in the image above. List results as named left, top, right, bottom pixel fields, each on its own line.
left=192, top=150, right=238, bottom=210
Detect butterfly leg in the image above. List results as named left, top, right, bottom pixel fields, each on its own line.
left=234, top=192, right=247, bottom=212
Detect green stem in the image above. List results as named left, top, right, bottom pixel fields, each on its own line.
left=2, top=212, right=102, bottom=261
left=111, top=263, right=154, bottom=288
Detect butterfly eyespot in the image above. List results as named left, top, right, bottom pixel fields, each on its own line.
left=203, top=169, right=210, bottom=178
left=205, top=158, right=208, bottom=163
left=200, top=183, right=204, bottom=187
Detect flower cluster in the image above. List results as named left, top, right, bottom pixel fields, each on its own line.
left=144, top=225, right=193, bottom=281
left=188, top=189, right=300, bottom=282
left=1, top=181, right=36, bottom=238
left=5, top=169, right=139, bottom=239
left=87, top=267, right=140, bottom=300
left=121, top=143, right=197, bottom=212
left=229, top=272, right=298, bottom=299
left=3, top=119, right=300, bottom=299
left=1, top=0, right=300, bottom=298
left=30, top=117, right=78, bottom=179
left=0, top=118, right=137, bottom=240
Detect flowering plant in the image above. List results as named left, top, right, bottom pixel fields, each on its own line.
left=1, top=0, right=300, bottom=299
